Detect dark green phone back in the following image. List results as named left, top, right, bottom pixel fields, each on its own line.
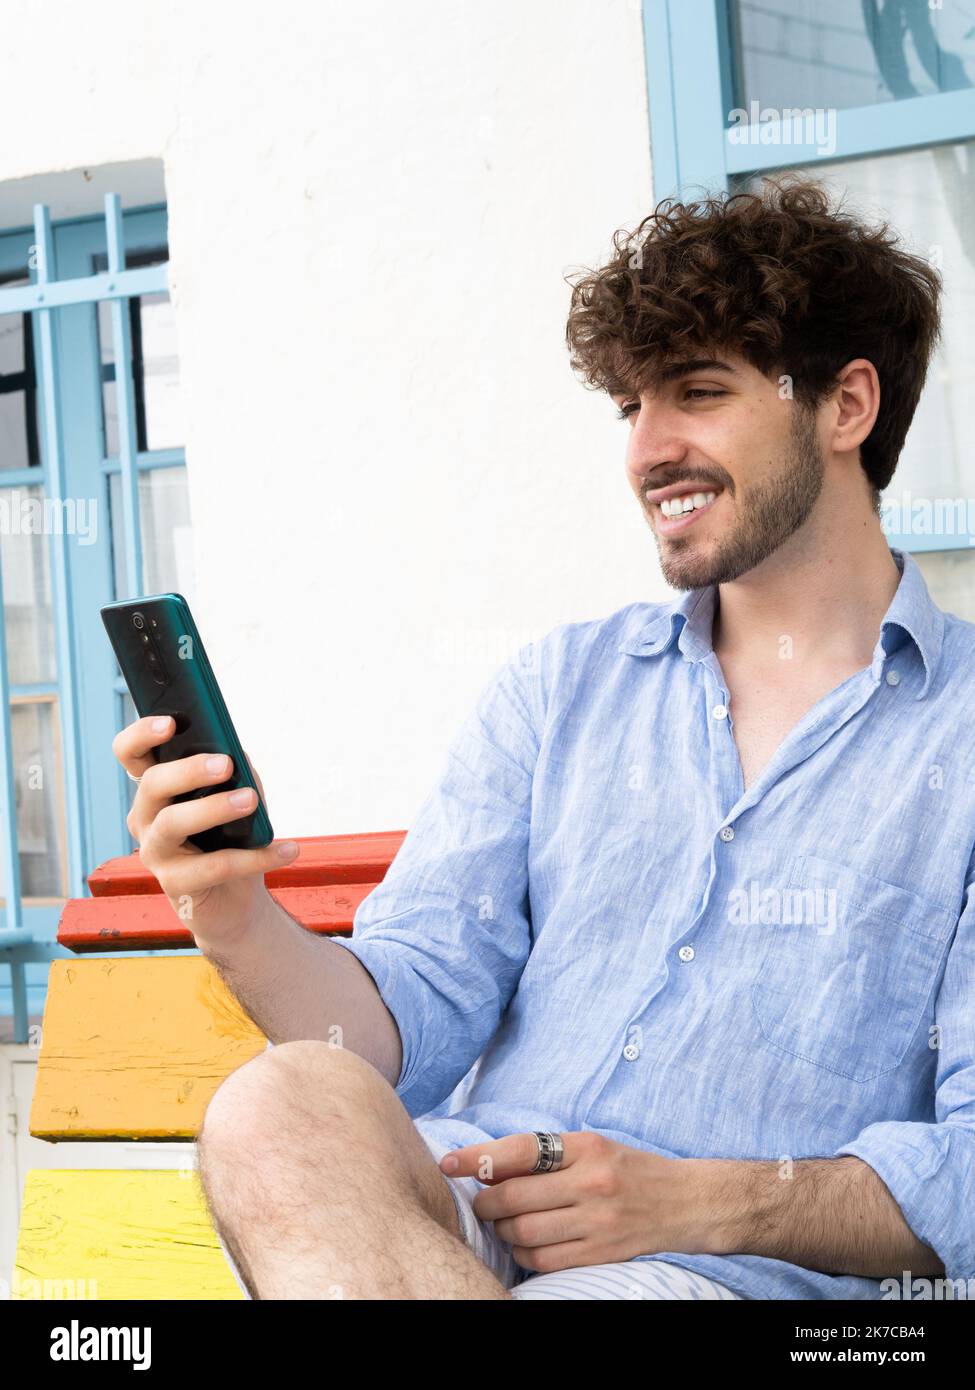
left=100, top=593, right=274, bottom=852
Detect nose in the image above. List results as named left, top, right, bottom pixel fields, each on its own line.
left=625, top=403, right=691, bottom=483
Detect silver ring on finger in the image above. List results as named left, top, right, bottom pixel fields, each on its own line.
left=126, top=769, right=143, bottom=785
left=531, top=1131, right=564, bottom=1174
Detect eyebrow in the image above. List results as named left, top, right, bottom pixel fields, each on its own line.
left=656, top=357, right=736, bottom=382
left=608, top=358, right=737, bottom=397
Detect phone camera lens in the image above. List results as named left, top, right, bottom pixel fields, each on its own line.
left=133, top=613, right=146, bottom=630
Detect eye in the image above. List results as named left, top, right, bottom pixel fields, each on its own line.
left=685, top=389, right=726, bottom=400
left=615, top=401, right=639, bottom=421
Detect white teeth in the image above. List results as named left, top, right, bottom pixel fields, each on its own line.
left=659, top=490, right=717, bottom=518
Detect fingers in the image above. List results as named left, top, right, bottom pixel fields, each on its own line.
left=492, top=1204, right=588, bottom=1251
left=112, top=715, right=296, bottom=906
left=155, top=839, right=301, bottom=901
left=130, top=752, right=238, bottom=837
left=473, top=1171, right=579, bottom=1222
left=441, top=1131, right=578, bottom=1182
left=112, top=714, right=175, bottom=781
left=142, top=783, right=259, bottom=857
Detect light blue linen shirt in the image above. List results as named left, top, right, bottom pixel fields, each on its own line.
left=333, top=546, right=975, bottom=1299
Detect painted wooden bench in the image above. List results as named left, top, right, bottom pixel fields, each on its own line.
left=13, top=831, right=404, bottom=1300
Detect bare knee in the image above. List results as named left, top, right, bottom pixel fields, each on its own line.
left=200, top=1040, right=390, bottom=1159
left=197, top=1040, right=456, bottom=1240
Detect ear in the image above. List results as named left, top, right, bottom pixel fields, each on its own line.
left=831, top=358, right=880, bottom=457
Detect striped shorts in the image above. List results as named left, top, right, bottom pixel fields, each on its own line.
left=217, top=1121, right=742, bottom=1301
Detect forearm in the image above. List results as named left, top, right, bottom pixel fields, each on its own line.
left=687, top=1154, right=944, bottom=1278
left=191, top=881, right=403, bottom=1085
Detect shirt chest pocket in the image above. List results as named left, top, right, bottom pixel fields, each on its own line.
left=750, top=854, right=955, bottom=1084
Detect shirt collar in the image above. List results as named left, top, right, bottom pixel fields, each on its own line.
left=618, top=547, right=944, bottom=700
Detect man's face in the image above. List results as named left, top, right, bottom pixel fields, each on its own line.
left=611, top=352, right=827, bottom=590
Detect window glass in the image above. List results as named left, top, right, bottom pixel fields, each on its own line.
left=0, top=699, right=65, bottom=898
left=730, top=0, right=975, bottom=116
left=96, top=250, right=184, bottom=456
left=0, top=276, right=39, bottom=470
left=914, top=549, right=975, bottom=623
left=109, top=466, right=196, bottom=602
left=0, top=483, right=56, bottom=683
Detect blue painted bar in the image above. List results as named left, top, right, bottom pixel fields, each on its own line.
left=0, top=540, right=24, bottom=939
left=0, top=931, right=35, bottom=949
left=0, top=907, right=64, bottom=960
left=104, top=194, right=144, bottom=601
left=659, top=0, right=730, bottom=198
left=101, top=447, right=186, bottom=475
left=9, top=683, right=59, bottom=699
left=643, top=0, right=679, bottom=200
left=725, top=89, right=975, bottom=177
left=32, top=202, right=88, bottom=897
left=1, top=940, right=71, bottom=962
left=0, top=466, right=49, bottom=487
left=0, top=264, right=166, bottom=314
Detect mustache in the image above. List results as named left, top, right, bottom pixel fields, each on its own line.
left=642, top=475, right=731, bottom=497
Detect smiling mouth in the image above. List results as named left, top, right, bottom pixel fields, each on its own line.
left=645, top=486, right=722, bottom=535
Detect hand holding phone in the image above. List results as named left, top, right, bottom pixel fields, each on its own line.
left=103, top=594, right=298, bottom=928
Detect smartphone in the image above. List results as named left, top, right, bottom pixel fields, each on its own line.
left=100, top=593, right=274, bottom=852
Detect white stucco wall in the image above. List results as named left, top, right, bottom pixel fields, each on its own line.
left=0, top=0, right=665, bottom=835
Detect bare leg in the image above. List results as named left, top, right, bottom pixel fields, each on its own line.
left=197, top=1040, right=512, bottom=1300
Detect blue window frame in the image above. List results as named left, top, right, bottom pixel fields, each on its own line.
left=0, top=199, right=189, bottom=1031
left=642, top=0, right=975, bottom=553
left=53, top=209, right=191, bottom=874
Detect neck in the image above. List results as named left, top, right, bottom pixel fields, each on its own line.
left=711, top=516, right=902, bottom=674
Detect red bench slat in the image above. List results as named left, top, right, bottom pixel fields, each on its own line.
left=58, top=882, right=380, bottom=951
left=86, top=830, right=406, bottom=897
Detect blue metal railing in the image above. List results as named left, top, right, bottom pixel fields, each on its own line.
left=0, top=194, right=166, bottom=1041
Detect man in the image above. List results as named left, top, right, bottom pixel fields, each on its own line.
left=113, top=178, right=973, bottom=1300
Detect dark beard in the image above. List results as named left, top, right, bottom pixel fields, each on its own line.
left=655, top=409, right=826, bottom=590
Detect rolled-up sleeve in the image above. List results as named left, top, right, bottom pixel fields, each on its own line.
left=833, top=869, right=975, bottom=1280
left=331, top=643, right=540, bottom=1118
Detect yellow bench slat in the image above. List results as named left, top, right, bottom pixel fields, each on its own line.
left=31, top=957, right=266, bottom=1140
left=13, top=1169, right=242, bottom=1300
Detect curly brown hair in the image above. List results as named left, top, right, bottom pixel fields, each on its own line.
left=564, top=177, right=942, bottom=496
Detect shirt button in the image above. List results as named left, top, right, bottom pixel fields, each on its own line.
left=719, top=825, right=735, bottom=841
left=622, top=1042, right=640, bottom=1061
left=678, top=945, right=695, bottom=962
left=712, top=703, right=729, bottom=720
left=886, top=670, right=900, bottom=686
